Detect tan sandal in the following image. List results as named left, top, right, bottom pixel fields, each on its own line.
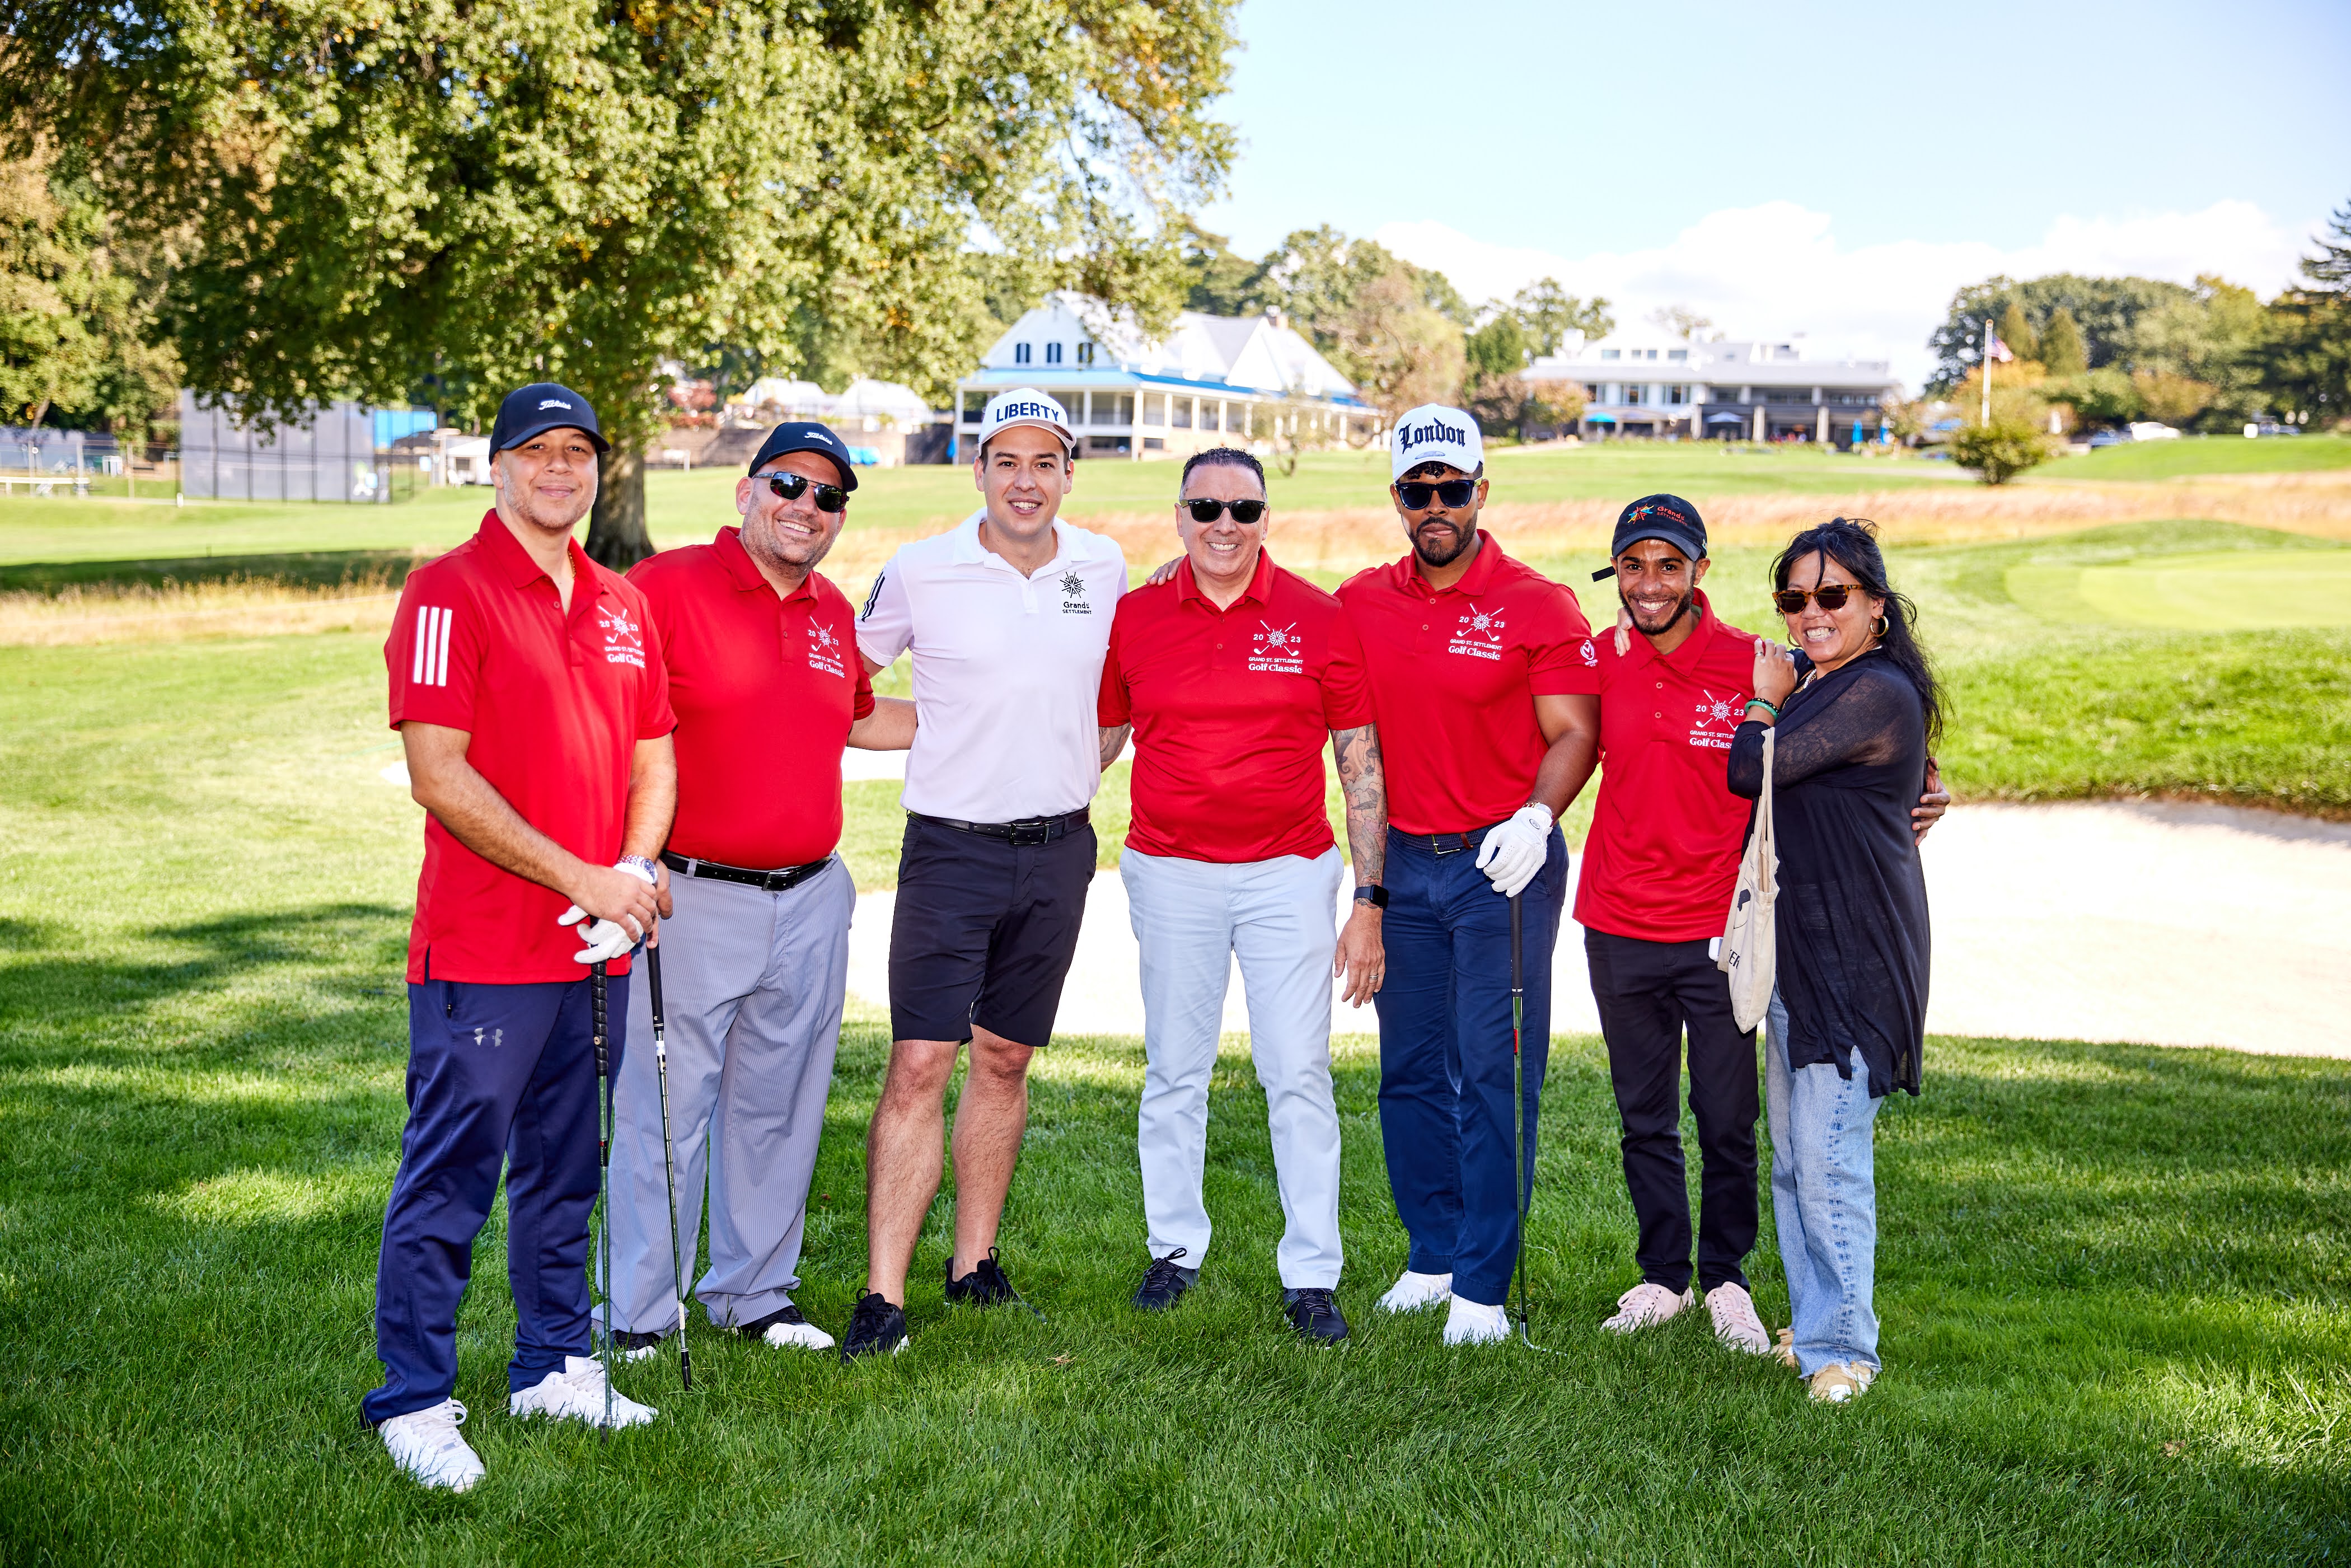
left=1774, top=1326, right=1799, bottom=1373
left=1807, top=1361, right=1877, bottom=1403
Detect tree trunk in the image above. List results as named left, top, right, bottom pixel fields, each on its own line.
left=584, top=444, right=654, bottom=570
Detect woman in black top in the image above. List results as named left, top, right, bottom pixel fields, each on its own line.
left=1727, top=517, right=1938, bottom=1405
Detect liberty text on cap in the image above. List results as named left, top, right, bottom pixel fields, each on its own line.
left=1390, top=404, right=1482, bottom=481
left=748, top=420, right=859, bottom=490
left=489, top=382, right=610, bottom=455
left=977, top=388, right=1074, bottom=454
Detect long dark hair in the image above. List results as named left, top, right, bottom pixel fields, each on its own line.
left=1772, top=517, right=1944, bottom=744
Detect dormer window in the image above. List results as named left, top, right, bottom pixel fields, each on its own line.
left=1045, top=342, right=1064, bottom=364
left=1600, top=349, right=1621, bottom=361
left=1076, top=341, right=1095, bottom=365
left=1014, top=343, right=1032, bottom=364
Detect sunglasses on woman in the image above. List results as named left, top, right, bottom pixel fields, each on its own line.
left=1772, top=583, right=1868, bottom=614
left=1180, top=498, right=1266, bottom=524
left=757, top=471, right=849, bottom=513
left=1393, top=478, right=1478, bottom=511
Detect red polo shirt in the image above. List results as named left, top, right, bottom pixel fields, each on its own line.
left=1576, top=591, right=1763, bottom=943
left=1098, top=549, right=1373, bottom=863
left=387, top=510, right=676, bottom=984
left=628, top=528, right=874, bottom=869
left=1336, top=531, right=1599, bottom=835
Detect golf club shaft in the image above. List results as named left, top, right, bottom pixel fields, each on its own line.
left=1509, top=893, right=1528, bottom=1335
left=647, top=944, right=691, bottom=1391
left=592, top=960, right=613, bottom=1440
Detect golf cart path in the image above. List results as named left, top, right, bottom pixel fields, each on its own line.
left=844, top=801, right=2351, bottom=1059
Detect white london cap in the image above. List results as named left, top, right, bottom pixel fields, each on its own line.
left=1390, top=404, right=1483, bottom=480
left=977, top=387, right=1075, bottom=454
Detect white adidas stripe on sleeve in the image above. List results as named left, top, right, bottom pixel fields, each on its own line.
left=410, top=605, right=453, bottom=688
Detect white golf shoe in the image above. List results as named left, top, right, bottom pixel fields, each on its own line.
left=746, top=1303, right=837, bottom=1352
left=380, top=1398, right=485, bottom=1493
left=1704, top=1283, right=1772, bottom=1355
left=1600, top=1281, right=1695, bottom=1334
left=1442, top=1296, right=1511, bottom=1345
left=1376, top=1269, right=1455, bottom=1313
left=508, top=1355, right=657, bottom=1429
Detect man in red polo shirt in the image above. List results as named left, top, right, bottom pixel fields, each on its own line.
left=367, top=383, right=677, bottom=1492
left=1097, top=446, right=1385, bottom=1344
left=1336, top=405, right=1601, bottom=1346
left=1578, top=493, right=1948, bottom=1354
left=608, top=423, right=913, bottom=1360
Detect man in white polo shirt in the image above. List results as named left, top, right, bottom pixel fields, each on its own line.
left=846, top=388, right=1127, bottom=1359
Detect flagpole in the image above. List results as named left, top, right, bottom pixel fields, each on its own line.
left=1982, top=316, right=1993, bottom=424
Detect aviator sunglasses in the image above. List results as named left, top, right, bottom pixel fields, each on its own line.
left=757, top=470, right=849, bottom=513
left=1772, top=583, right=1871, bottom=615
left=1179, top=497, right=1267, bottom=524
left=1393, top=478, right=1479, bottom=511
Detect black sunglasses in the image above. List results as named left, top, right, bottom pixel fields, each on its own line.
left=1179, top=498, right=1267, bottom=524
left=757, top=471, right=849, bottom=513
left=1393, top=478, right=1478, bottom=511
left=1772, top=583, right=1867, bottom=614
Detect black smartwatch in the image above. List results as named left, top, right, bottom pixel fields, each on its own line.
left=1352, top=884, right=1388, bottom=909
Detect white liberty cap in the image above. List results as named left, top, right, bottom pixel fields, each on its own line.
left=977, top=387, right=1075, bottom=454
left=1390, top=404, right=1482, bottom=480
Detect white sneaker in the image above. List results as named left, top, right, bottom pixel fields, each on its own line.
left=1376, top=1269, right=1455, bottom=1313
left=758, top=1312, right=837, bottom=1352
left=1704, top=1283, right=1772, bottom=1355
left=1600, top=1281, right=1695, bottom=1334
left=380, top=1399, right=484, bottom=1493
left=1442, top=1296, right=1511, bottom=1345
left=508, top=1355, right=657, bottom=1429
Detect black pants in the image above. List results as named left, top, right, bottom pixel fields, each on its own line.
left=1584, top=929, right=1758, bottom=1294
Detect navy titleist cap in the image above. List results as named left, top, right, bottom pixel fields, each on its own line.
left=489, top=382, right=608, bottom=454
left=748, top=420, right=859, bottom=490
left=1594, top=493, right=1707, bottom=581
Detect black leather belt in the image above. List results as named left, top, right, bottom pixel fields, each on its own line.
left=908, top=809, right=1090, bottom=848
left=1391, top=822, right=1498, bottom=857
left=660, top=850, right=833, bottom=892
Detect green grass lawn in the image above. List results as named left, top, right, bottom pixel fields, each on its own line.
left=2040, top=432, right=2351, bottom=483
left=3, top=631, right=2348, bottom=1565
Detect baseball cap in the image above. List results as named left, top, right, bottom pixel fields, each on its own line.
left=976, top=388, right=1074, bottom=455
left=748, top=420, right=859, bottom=490
left=1593, top=493, right=1707, bottom=581
left=1390, top=404, right=1482, bottom=480
left=489, top=382, right=608, bottom=455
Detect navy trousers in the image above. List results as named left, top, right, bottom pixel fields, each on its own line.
left=362, top=970, right=625, bottom=1425
left=1373, top=826, right=1568, bottom=1307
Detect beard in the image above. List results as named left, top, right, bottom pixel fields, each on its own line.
left=1409, top=516, right=1475, bottom=568
left=1621, top=585, right=1695, bottom=636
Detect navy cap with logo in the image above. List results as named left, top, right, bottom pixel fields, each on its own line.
left=748, top=420, right=859, bottom=491
left=1593, top=493, right=1707, bottom=580
left=489, top=382, right=610, bottom=455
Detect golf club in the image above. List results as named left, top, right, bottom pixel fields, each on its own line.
left=1508, top=891, right=1536, bottom=1349
left=645, top=944, right=692, bottom=1391
left=592, top=960, right=615, bottom=1439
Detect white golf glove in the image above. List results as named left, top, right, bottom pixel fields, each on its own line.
left=1475, top=804, right=1554, bottom=898
left=559, top=858, right=657, bottom=966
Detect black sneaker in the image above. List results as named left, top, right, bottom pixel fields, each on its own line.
left=945, top=1248, right=1017, bottom=1307
left=1282, top=1287, right=1350, bottom=1345
left=605, top=1326, right=664, bottom=1363
left=839, top=1291, right=910, bottom=1363
left=1131, top=1248, right=1198, bottom=1312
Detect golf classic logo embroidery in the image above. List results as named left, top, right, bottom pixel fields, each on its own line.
left=1249, top=620, right=1304, bottom=675
left=597, top=605, right=645, bottom=669
left=806, top=619, right=846, bottom=680
left=409, top=605, right=454, bottom=687
left=1060, top=568, right=1091, bottom=615
left=1449, top=602, right=1505, bottom=661
left=1689, top=688, right=1745, bottom=751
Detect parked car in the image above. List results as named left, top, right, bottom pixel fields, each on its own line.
left=2086, top=429, right=2131, bottom=448
left=2243, top=420, right=2301, bottom=438
left=2126, top=422, right=2181, bottom=442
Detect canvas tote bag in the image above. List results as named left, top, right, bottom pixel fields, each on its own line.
left=1717, top=726, right=1778, bottom=1032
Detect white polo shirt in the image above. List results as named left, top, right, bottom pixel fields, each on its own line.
left=857, top=509, right=1128, bottom=822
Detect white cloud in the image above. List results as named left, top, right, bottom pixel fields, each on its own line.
left=1375, top=200, right=2314, bottom=390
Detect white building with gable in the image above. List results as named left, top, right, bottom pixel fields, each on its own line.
left=1526, top=333, right=1903, bottom=444
left=954, top=291, right=1378, bottom=461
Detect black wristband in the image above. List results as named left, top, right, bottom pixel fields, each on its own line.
left=1352, top=884, right=1388, bottom=909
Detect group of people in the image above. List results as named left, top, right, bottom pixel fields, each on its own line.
left=363, top=380, right=1943, bottom=1494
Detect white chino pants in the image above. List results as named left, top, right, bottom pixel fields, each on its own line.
left=1121, top=845, right=1346, bottom=1289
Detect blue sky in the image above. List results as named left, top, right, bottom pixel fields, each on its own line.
left=1195, top=0, right=2351, bottom=385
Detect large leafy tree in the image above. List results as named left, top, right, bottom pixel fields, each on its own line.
left=1927, top=273, right=2195, bottom=392
left=2263, top=199, right=2351, bottom=430
left=1, top=1, right=1237, bottom=564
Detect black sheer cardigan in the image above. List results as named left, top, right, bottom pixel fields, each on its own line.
left=1727, top=649, right=1931, bottom=1097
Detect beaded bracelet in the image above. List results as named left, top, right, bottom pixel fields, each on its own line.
left=1744, top=697, right=1781, bottom=721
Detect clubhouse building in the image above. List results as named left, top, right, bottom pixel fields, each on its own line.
left=953, top=292, right=1380, bottom=461
left=1526, top=334, right=1903, bottom=444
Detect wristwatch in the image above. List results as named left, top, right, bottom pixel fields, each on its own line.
left=616, top=854, right=659, bottom=884
left=1353, top=884, right=1388, bottom=910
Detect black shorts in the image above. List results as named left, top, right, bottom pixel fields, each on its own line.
left=888, top=814, right=1096, bottom=1047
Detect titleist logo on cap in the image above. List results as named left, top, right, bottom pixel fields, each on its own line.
left=538, top=399, right=573, bottom=411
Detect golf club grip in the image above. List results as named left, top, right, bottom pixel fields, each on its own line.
left=646, top=942, right=665, bottom=1029
left=591, top=961, right=608, bottom=1074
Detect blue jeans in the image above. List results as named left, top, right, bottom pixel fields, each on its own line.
left=1373, top=826, right=1567, bottom=1308
left=1764, top=990, right=1882, bottom=1375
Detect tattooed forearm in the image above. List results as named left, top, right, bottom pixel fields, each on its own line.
left=1332, top=723, right=1387, bottom=885
left=1098, top=724, right=1131, bottom=769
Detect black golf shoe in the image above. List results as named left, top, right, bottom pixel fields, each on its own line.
left=606, top=1326, right=664, bottom=1363
left=1282, top=1287, right=1350, bottom=1345
left=738, top=1302, right=836, bottom=1352
left=839, top=1292, right=910, bottom=1363
left=1131, top=1248, right=1198, bottom=1312
left=945, top=1248, right=1018, bottom=1307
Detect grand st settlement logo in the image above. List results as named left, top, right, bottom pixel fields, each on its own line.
left=1688, top=687, right=1744, bottom=751
left=1249, top=619, right=1304, bottom=675
left=1448, top=602, right=1505, bottom=662
left=597, top=605, right=646, bottom=669
left=807, top=620, right=846, bottom=679
left=1060, top=568, right=1091, bottom=615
